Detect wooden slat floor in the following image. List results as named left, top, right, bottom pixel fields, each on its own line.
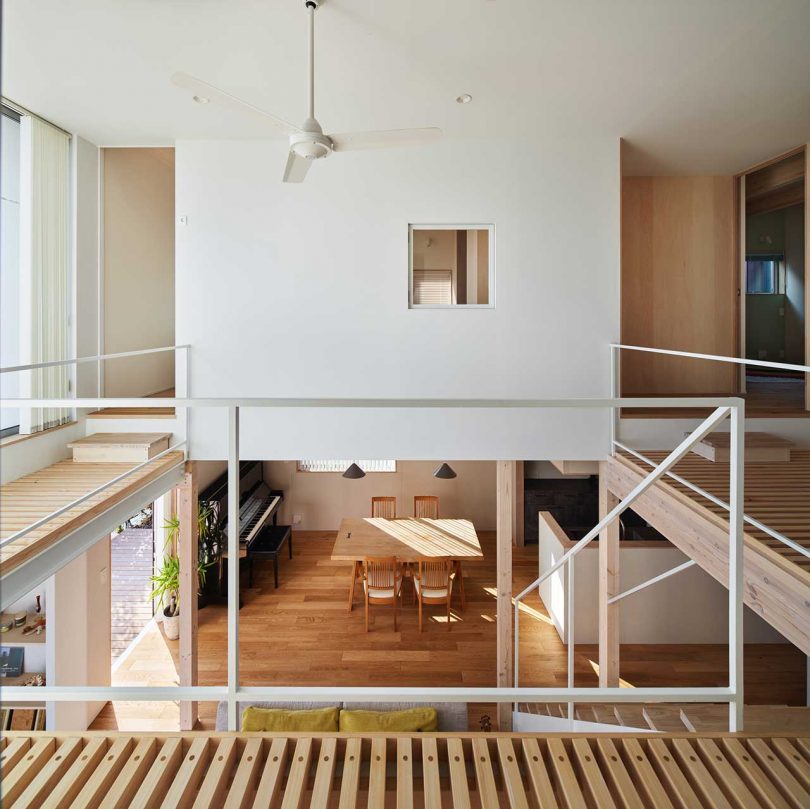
left=2, top=731, right=809, bottom=808
left=111, top=528, right=154, bottom=660
left=0, top=452, right=184, bottom=574
left=91, top=531, right=807, bottom=733
left=618, top=449, right=810, bottom=572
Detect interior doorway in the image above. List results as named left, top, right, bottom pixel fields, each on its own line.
left=739, top=148, right=807, bottom=414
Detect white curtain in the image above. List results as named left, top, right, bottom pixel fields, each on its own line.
left=19, top=115, right=71, bottom=433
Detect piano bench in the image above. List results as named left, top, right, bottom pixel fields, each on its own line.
left=249, top=524, right=293, bottom=589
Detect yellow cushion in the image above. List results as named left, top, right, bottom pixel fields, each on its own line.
left=241, top=706, right=339, bottom=732
left=339, top=707, right=438, bottom=733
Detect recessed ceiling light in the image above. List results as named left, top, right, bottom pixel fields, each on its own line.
left=456, top=94, right=472, bottom=104
left=193, top=95, right=210, bottom=104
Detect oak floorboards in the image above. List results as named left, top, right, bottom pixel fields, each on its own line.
left=91, top=531, right=806, bottom=732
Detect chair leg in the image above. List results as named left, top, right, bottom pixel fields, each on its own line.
left=418, top=595, right=423, bottom=633
left=447, top=597, right=451, bottom=631
left=365, top=591, right=369, bottom=633
left=273, top=556, right=279, bottom=589
left=348, top=562, right=357, bottom=612
left=394, top=592, right=398, bottom=632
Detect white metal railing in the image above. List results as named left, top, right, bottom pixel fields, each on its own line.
left=513, top=403, right=744, bottom=730
left=0, top=391, right=746, bottom=732
left=610, top=343, right=810, bottom=567
left=0, top=342, right=192, bottom=458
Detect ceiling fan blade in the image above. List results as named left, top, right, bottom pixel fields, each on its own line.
left=171, top=72, right=300, bottom=135
left=283, top=151, right=313, bottom=183
left=329, top=127, right=442, bottom=152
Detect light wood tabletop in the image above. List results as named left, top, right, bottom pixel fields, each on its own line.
left=332, top=518, right=483, bottom=563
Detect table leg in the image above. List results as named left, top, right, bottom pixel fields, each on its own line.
left=347, top=561, right=358, bottom=612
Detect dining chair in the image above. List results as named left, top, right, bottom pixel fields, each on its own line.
left=413, top=558, right=455, bottom=632
left=362, top=556, right=403, bottom=632
left=371, top=496, right=397, bottom=519
left=413, top=495, right=439, bottom=519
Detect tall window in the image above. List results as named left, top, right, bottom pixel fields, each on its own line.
left=1, top=107, right=21, bottom=437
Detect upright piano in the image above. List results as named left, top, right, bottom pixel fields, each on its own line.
left=199, top=461, right=292, bottom=595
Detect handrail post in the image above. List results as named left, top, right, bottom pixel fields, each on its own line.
left=227, top=405, right=240, bottom=731
left=610, top=344, right=619, bottom=455
left=566, top=558, right=574, bottom=723
left=729, top=400, right=745, bottom=731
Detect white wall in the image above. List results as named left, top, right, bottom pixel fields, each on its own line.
left=536, top=513, right=785, bottom=644
left=176, top=137, right=620, bottom=461
left=263, top=460, right=495, bottom=531
left=103, top=147, right=175, bottom=396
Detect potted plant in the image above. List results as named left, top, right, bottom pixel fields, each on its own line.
left=151, top=512, right=214, bottom=640
left=162, top=501, right=224, bottom=609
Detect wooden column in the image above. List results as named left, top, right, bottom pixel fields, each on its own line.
left=598, top=462, right=620, bottom=687
left=496, top=461, right=515, bottom=730
left=178, top=462, right=198, bottom=730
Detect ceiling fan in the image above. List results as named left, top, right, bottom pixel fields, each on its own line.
left=172, top=0, right=442, bottom=183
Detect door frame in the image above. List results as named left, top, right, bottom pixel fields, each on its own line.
left=734, top=144, right=808, bottom=411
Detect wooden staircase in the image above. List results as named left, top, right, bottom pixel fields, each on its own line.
left=67, top=433, right=171, bottom=463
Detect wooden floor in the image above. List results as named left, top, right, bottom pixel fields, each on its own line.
left=111, top=528, right=154, bottom=660
left=618, top=449, right=810, bottom=572
left=3, top=731, right=809, bottom=809
left=92, top=531, right=807, bottom=733
left=622, top=374, right=809, bottom=418
left=0, top=452, right=184, bottom=575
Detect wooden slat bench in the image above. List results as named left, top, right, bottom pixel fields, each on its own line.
left=1, top=731, right=808, bottom=807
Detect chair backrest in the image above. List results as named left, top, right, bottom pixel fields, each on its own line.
left=371, top=496, right=397, bottom=519
left=417, top=558, right=454, bottom=590
left=414, top=495, right=439, bottom=519
left=363, top=557, right=400, bottom=594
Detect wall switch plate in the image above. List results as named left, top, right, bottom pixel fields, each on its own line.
left=178, top=215, right=188, bottom=225
left=292, top=514, right=302, bottom=525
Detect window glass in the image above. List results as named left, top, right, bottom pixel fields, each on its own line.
left=409, top=225, right=493, bottom=307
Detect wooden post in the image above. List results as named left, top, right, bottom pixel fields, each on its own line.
left=496, top=461, right=515, bottom=730
left=598, top=462, right=620, bottom=688
left=178, top=462, right=198, bottom=730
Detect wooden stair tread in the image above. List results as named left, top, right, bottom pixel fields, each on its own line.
left=67, top=433, right=171, bottom=449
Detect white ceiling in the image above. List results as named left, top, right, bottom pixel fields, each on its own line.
left=4, top=0, right=809, bottom=174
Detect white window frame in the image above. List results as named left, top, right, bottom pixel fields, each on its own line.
left=408, top=223, right=495, bottom=309
left=297, top=460, right=397, bottom=473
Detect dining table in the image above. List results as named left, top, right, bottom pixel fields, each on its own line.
left=332, top=517, right=483, bottom=611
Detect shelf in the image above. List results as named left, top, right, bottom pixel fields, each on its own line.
left=0, top=616, right=46, bottom=645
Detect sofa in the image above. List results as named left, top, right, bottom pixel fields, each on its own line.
left=215, top=700, right=469, bottom=732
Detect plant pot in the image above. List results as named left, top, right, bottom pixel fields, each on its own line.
left=163, top=606, right=180, bottom=640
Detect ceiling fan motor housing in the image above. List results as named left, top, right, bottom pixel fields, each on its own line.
left=290, top=118, right=333, bottom=160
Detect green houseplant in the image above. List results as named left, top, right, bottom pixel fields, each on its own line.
left=152, top=503, right=219, bottom=639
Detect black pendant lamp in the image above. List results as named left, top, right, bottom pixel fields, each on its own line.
left=433, top=463, right=457, bottom=479
left=342, top=462, right=366, bottom=479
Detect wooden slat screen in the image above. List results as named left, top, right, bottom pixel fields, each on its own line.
left=1, top=732, right=807, bottom=808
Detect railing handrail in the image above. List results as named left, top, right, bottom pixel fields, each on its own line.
left=0, top=344, right=191, bottom=375
left=611, top=343, right=810, bottom=375
left=0, top=395, right=745, bottom=410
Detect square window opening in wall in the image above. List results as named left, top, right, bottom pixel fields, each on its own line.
left=409, top=224, right=494, bottom=308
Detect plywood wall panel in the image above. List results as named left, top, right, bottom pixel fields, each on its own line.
left=621, top=176, right=737, bottom=394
